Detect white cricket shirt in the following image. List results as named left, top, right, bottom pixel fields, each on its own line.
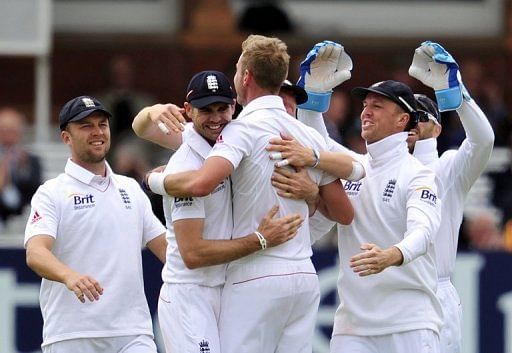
left=24, top=160, right=165, bottom=347
left=333, top=132, right=443, bottom=336
left=413, top=99, right=494, bottom=278
left=208, top=95, right=336, bottom=264
left=161, top=124, right=232, bottom=287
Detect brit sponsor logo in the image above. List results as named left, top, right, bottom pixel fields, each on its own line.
left=70, top=193, right=95, bottom=210
left=174, top=197, right=193, bottom=208
left=344, top=180, right=362, bottom=196
left=418, top=187, right=437, bottom=206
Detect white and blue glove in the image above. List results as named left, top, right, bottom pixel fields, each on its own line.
left=297, top=40, right=353, bottom=112
left=409, top=41, right=471, bottom=112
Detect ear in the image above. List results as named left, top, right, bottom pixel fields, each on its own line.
left=243, top=69, right=251, bottom=87
left=60, top=130, right=71, bottom=145
left=398, top=112, right=410, bottom=130
left=434, top=124, right=442, bottom=138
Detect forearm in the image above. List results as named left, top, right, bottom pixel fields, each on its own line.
left=146, top=234, right=167, bottom=263
left=182, top=234, right=261, bottom=269
left=132, top=106, right=182, bottom=150
left=297, top=109, right=330, bottom=142
left=26, top=246, right=76, bottom=283
left=317, top=151, right=363, bottom=180
left=132, top=106, right=158, bottom=139
left=150, top=170, right=214, bottom=197
left=318, top=180, right=354, bottom=224
left=457, top=99, right=495, bottom=146
left=394, top=206, right=439, bottom=264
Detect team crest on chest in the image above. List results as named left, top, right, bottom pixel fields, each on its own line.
left=382, top=179, right=397, bottom=202
left=118, top=188, right=132, bottom=209
left=199, top=339, right=210, bottom=353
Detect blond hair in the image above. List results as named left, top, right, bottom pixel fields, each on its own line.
left=240, top=34, right=289, bottom=93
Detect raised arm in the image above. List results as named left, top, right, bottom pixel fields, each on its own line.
left=409, top=40, right=495, bottom=190
left=132, top=103, right=187, bottom=150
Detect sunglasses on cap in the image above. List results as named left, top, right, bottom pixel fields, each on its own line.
left=416, top=110, right=440, bottom=125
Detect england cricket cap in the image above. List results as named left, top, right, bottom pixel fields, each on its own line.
left=186, top=70, right=235, bottom=108
left=414, top=94, right=441, bottom=125
left=352, top=80, right=417, bottom=114
left=280, top=79, right=308, bottom=105
left=59, top=96, right=111, bottom=130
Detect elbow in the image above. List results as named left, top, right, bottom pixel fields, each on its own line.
left=182, top=254, right=203, bottom=270
left=338, top=210, right=354, bottom=225
left=189, top=179, right=215, bottom=197
left=25, top=249, right=37, bottom=272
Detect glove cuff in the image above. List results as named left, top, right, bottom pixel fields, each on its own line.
left=298, top=91, right=332, bottom=113
left=435, top=87, right=463, bottom=112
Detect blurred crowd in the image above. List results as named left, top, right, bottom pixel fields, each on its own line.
left=1, top=54, right=511, bottom=254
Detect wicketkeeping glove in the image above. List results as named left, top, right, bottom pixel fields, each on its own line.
left=408, top=41, right=471, bottom=112
left=297, top=40, right=353, bottom=112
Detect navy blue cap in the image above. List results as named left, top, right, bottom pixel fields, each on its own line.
left=186, top=71, right=235, bottom=108
left=281, top=79, right=308, bottom=105
left=59, top=96, right=111, bottom=130
left=414, top=94, right=441, bottom=124
left=352, top=80, right=417, bottom=114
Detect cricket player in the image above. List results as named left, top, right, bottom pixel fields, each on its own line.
left=25, top=96, right=167, bottom=353
left=135, top=70, right=303, bottom=353
left=269, top=40, right=443, bottom=353
left=408, top=41, right=495, bottom=353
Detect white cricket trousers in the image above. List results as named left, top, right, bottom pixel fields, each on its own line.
left=219, top=257, right=320, bottom=353
left=437, top=277, right=462, bottom=353
left=331, top=329, right=440, bottom=353
left=42, top=335, right=156, bottom=353
left=158, top=283, right=222, bottom=353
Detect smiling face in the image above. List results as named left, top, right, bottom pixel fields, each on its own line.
left=406, top=118, right=441, bottom=152
left=186, top=101, right=234, bottom=145
left=360, top=93, right=410, bottom=144
left=61, top=112, right=110, bottom=173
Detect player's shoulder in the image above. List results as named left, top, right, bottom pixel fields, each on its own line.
left=403, top=154, right=436, bottom=178
left=439, top=149, right=457, bottom=163
left=168, top=144, right=202, bottom=171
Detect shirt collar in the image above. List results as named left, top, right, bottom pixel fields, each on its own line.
left=366, top=132, right=409, bottom=162
left=236, top=95, right=286, bottom=120
left=183, top=124, right=214, bottom=159
left=412, top=138, right=438, bottom=165
left=65, top=158, right=113, bottom=188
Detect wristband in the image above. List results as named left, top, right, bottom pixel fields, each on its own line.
left=312, top=149, right=320, bottom=168
left=347, top=161, right=365, bottom=181
left=434, top=87, right=463, bottom=112
left=298, top=91, right=331, bottom=112
left=254, top=231, right=267, bottom=250
left=147, top=172, right=168, bottom=196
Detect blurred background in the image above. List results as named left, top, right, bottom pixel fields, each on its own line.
left=0, top=0, right=511, bottom=352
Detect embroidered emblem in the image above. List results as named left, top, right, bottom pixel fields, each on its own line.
left=81, top=97, right=95, bottom=107
left=382, top=179, right=397, bottom=202
left=206, top=74, right=219, bottom=92
left=199, top=340, right=210, bottom=353
left=119, top=188, right=131, bottom=209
